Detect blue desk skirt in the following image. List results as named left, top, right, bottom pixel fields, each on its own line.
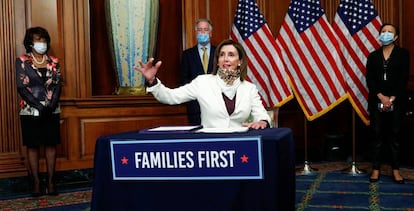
left=91, top=128, right=295, bottom=211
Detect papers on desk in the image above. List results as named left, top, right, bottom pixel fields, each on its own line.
left=196, top=127, right=249, bottom=133
left=140, top=125, right=203, bottom=133
left=140, top=126, right=249, bottom=133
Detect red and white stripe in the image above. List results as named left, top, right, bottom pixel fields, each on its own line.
left=276, top=15, right=348, bottom=120
left=231, top=22, right=292, bottom=108
left=333, top=14, right=382, bottom=125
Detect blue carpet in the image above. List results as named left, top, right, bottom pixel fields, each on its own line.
left=2, top=165, right=414, bottom=210
left=295, top=171, right=414, bottom=210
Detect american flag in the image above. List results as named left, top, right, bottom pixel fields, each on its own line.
left=275, top=0, right=348, bottom=120
left=230, top=0, right=292, bottom=108
left=332, top=0, right=382, bottom=125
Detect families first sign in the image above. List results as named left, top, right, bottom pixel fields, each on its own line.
left=110, top=136, right=263, bottom=180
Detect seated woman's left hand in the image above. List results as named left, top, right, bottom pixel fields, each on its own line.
left=242, top=120, right=268, bottom=130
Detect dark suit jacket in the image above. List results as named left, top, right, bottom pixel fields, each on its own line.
left=180, top=45, right=216, bottom=85
left=180, top=44, right=216, bottom=125
left=366, top=45, right=410, bottom=113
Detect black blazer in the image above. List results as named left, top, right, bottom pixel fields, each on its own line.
left=180, top=45, right=216, bottom=85
left=366, top=45, right=410, bottom=112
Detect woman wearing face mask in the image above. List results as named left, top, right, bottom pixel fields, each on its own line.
left=366, top=23, right=410, bottom=184
left=135, top=39, right=270, bottom=129
left=16, top=27, right=62, bottom=196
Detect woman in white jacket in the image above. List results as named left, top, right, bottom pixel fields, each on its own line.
left=135, top=39, right=270, bottom=129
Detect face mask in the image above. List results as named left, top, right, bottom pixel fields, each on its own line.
left=217, top=67, right=241, bottom=85
left=196, top=34, right=210, bottom=45
left=33, top=42, right=47, bottom=54
left=379, top=32, right=394, bottom=45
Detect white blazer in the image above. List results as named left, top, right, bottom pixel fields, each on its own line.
left=147, top=74, right=271, bottom=128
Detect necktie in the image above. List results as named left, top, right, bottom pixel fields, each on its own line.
left=202, top=47, right=208, bottom=73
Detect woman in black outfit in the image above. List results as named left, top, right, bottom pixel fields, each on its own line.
left=16, top=27, right=62, bottom=196
left=366, top=23, right=410, bottom=184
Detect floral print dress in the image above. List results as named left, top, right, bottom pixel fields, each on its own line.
left=16, top=53, right=62, bottom=146
left=16, top=54, right=61, bottom=116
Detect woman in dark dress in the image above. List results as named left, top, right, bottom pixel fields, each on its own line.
left=16, top=27, right=62, bottom=196
left=366, top=23, right=410, bottom=184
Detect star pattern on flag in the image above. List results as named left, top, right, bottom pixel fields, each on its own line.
left=234, top=1, right=266, bottom=39
left=240, top=154, right=249, bottom=163
left=337, top=0, right=378, bottom=34
left=121, top=156, right=129, bottom=165
left=288, top=0, right=324, bottom=33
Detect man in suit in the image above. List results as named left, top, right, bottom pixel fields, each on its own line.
left=180, top=18, right=216, bottom=125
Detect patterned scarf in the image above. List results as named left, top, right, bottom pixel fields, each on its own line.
left=217, top=67, right=241, bottom=85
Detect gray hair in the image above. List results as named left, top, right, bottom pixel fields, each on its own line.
left=194, top=18, right=213, bottom=32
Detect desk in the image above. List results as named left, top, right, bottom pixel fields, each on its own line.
left=91, top=128, right=295, bottom=211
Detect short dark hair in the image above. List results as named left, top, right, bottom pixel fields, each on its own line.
left=212, top=39, right=248, bottom=81
left=23, top=26, right=51, bottom=53
left=379, top=23, right=400, bottom=36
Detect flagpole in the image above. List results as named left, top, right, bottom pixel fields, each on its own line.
left=296, top=116, right=317, bottom=175
left=341, top=109, right=364, bottom=175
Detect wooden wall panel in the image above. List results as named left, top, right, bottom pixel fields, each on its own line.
left=52, top=99, right=188, bottom=171
left=260, top=0, right=290, bottom=34
left=402, top=0, right=414, bottom=89
left=0, top=0, right=27, bottom=178
left=181, top=0, right=208, bottom=48
left=208, top=0, right=235, bottom=47
left=154, top=0, right=183, bottom=88
left=56, top=118, right=69, bottom=158
left=81, top=115, right=188, bottom=157
left=89, top=0, right=118, bottom=95
left=2, top=0, right=414, bottom=178
left=62, top=0, right=90, bottom=98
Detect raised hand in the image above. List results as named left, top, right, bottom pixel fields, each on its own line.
left=134, top=58, right=162, bottom=84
